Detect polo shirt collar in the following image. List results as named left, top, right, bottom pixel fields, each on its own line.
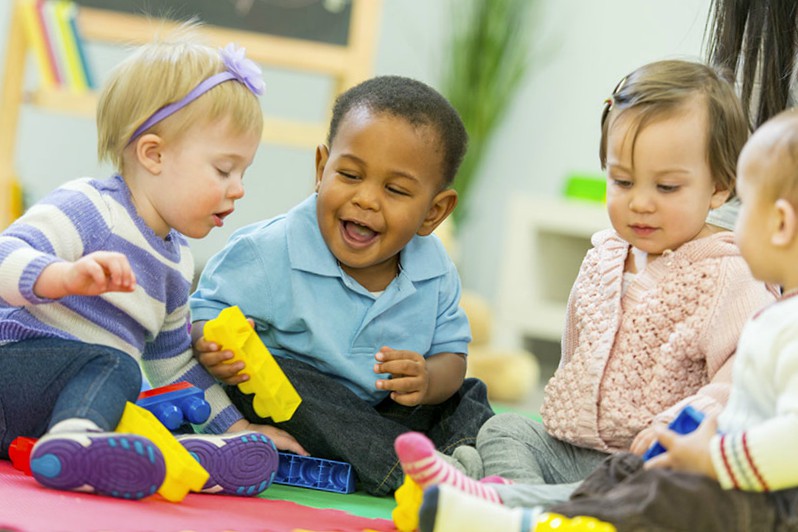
left=286, top=194, right=339, bottom=277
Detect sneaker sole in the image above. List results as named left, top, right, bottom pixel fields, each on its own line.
left=30, top=434, right=165, bottom=500
left=181, top=433, right=278, bottom=496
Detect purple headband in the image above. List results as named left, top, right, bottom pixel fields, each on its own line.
left=128, top=43, right=265, bottom=144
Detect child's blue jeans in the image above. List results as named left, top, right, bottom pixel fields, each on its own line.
left=226, top=356, right=495, bottom=496
left=0, top=338, right=141, bottom=458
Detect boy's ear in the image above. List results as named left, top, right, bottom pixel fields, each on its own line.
left=710, top=185, right=732, bottom=210
left=417, top=189, right=458, bottom=236
left=314, top=144, right=329, bottom=192
left=772, top=198, right=798, bottom=247
left=136, top=134, right=164, bottom=175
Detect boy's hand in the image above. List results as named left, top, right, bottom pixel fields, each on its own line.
left=228, top=419, right=308, bottom=456
left=34, top=251, right=136, bottom=299
left=645, top=413, right=718, bottom=479
left=630, top=421, right=668, bottom=456
left=191, top=319, right=254, bottom=385
left=193, top=337, right=249, bottom=385
left=374, top=347, right=429, bottom=407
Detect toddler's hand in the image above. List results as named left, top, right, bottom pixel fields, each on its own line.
left=35, top=251, right=136, bottom=299
left=644, top=413, right=718, bottom=479
left=229, top=419, right=308, bottom=456
left=374, top=347, right=429, bottom=407
left=630, top=421, right=668, bottom=456
left=193, top=336, right=248, bottom=385
left=191, top=318, right=255, bottom=385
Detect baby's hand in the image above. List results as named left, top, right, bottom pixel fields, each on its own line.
left=191, top=319, right=255, bottom=386
left=630, top=421, right=668, bottom=456
left=229, top=419, right=308, bottom=456
left=374, top=347, right=429, bottom=407
left=644, top=413, right=718, bottom=479
left=35, top=251, right=136, bottom=299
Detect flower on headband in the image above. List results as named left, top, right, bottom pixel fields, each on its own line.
left=221, top=43, right=265, bottom=96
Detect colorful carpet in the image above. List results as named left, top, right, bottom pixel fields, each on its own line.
left=0, top=460, right=397, bottom=531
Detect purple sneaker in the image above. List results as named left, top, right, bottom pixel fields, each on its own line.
left=178, top=432, right=278, bottom=496
left=30, top=432, right=165, bottom=500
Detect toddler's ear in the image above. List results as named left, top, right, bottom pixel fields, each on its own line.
left=772, top=198, right=798, bottom=246
left=136, top=134, right=164, bottom=175
left=314, top=145, right=329, bottom=191
left=710, top=185, right=732, bottom=209
left=417, top=189, right=458, bottom=237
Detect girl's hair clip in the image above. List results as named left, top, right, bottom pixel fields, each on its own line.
left=601, top=75, right=629, bottom=127
left=220, top=43, right=265, bottom=96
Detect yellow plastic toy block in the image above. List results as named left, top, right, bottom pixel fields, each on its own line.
left=204, top=306, right=301, bottom=422
left=116, top=402, right=209, bottom=502
left=535, top=512, right=617, bottom=531
left=392, top=474, right=422, bottom=532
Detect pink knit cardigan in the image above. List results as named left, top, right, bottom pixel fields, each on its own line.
left=540, top=229, right=777, bottom=452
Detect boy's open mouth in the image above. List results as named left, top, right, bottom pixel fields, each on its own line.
left=342, top=220, right=378, bottom=245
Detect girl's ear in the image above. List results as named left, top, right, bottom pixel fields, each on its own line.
left=417, top=189, right=458, bottom=236
left=136, top=134, right=164, bottom=175
left=710, top=185, right=732, bottom=210
left=772, top=198, right=798, bottom=246
left=314, top=145, right=329, bottom=192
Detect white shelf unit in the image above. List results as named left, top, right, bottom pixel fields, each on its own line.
left=495, top=195, right=610, bottom=348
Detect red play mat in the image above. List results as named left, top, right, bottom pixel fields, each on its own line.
left=0, top=460, right=397, bottom=532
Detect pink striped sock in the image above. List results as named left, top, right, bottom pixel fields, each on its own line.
left=395, top=432, right=501, bottom=504
left=480, top=475, right=513, bottom=485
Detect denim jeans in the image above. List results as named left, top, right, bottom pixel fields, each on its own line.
left=225, top=357, right=495, bottom=496
left=0, top=338, right=141, bottom=458
left=477, top=413, right=609, bottom=506
left=549, top=453, right=798, bottom=532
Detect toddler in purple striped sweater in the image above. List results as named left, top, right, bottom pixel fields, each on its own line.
left=0, top=24, right=304, bottom=500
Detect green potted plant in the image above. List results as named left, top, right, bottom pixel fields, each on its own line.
left=441, top=0, right=538, bottom=227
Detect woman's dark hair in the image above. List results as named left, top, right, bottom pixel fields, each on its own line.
left=706, top=0, right=798, bottom=129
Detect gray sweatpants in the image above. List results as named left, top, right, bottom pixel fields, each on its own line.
left=476, top=413, right=609, bottom=507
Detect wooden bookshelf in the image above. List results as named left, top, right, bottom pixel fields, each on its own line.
left=0, top=0, right=382, bottom=229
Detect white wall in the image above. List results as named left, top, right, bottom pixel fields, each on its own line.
left=450, top=1, right=713, bottom=301
left=0, top=0, right=712, bottom=306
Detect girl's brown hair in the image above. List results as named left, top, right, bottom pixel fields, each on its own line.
left=599, top=60, right=749, bottom=196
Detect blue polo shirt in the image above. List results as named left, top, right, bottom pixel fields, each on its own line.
left=190, top=194, right=471, bottom=405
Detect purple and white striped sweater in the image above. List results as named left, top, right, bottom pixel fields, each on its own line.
left=0, top=175, right=242, bottom=433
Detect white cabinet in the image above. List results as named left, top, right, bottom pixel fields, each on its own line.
left=495, top=196, right=610, bottom=348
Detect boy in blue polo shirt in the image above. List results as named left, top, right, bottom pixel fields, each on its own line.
left=189, top=75, right=495, bottom=496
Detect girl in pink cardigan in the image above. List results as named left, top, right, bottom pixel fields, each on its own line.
left=393, top=59, right=777, bottom=513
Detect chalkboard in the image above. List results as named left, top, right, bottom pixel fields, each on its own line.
left=74, top=0, right=353, bottom=46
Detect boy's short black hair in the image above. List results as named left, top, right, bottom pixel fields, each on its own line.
left=327, top=75, right=468, bottom=187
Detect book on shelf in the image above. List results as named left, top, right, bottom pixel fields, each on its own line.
left=69, top=3, right=95, bottom=89
left=19, top=0, right=56, bottom=88
left=35, top=0, right=62, bottom=85
left=19, top=0, right=94, bottom=93
left=42, top=0, right=69, bottom=86
left=53, top=0, right=89, bottom=92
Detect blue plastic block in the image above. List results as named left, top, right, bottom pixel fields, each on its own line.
left=643, top=405, right=705, bottom=461
left=137, top=382, right=211, bottom=431
left=273, top=452, right=356, bottom=494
